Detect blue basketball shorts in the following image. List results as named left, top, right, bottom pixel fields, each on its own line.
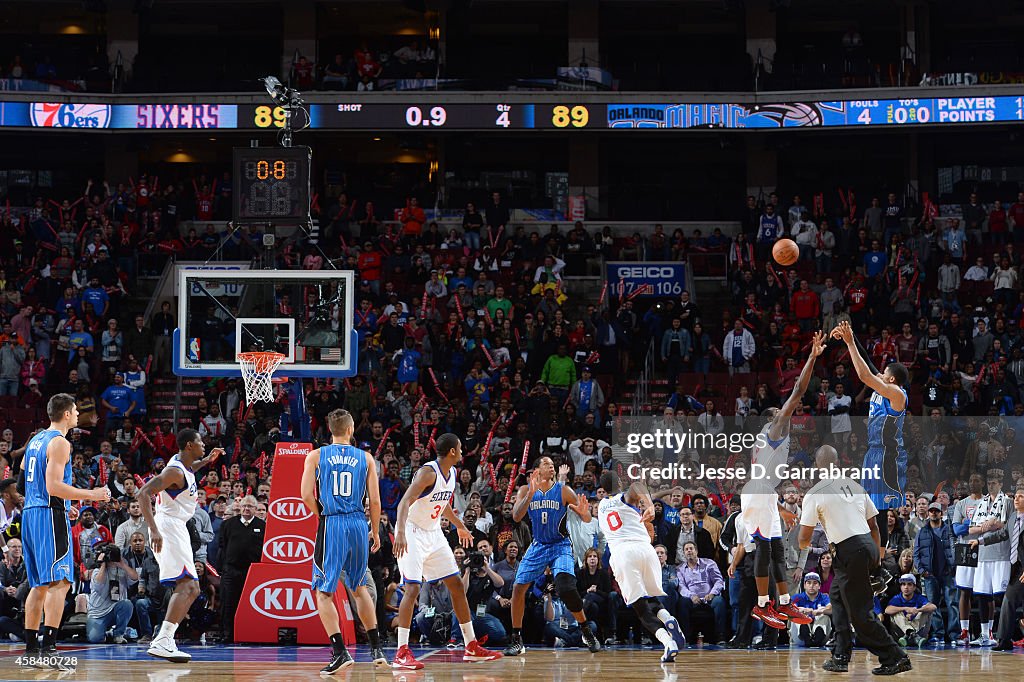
left=312, top=512, right=370, bottom=593
left=514, top=538, right=576, bottom=585
left=23, top=506, right=74, bottom=588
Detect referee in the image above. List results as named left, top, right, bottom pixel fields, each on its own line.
left=798, top=445, right=911, bottom=675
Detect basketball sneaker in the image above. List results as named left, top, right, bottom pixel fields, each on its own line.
left=581, top=625, right=602, bottom=653
left=148, top=637, right=191, bottom=663
left=370, top=646, right=388, bottom=667
left=660, top=642, right=679, bottom=663
left=464, top=639, right=503, bottom=662
left=320, top=647, right=354, bottom=675
left=503, top=633, right=526, bottom=656
left=969, top=634, right=995, bottom=647
left=392, top=645, right=424, bottom=670
left=42, top=645, right=76, bottom=672
left=751, top=602, right=787, bottom=629
left=954, top=629, right=970, bottom=647
left=776, top=602, right=813, bottom=625
left=663, top=617, right=687, bottom=650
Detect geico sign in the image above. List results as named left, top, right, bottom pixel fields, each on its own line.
left=269, top=497, right=313, bottom=523
left=614, top=266, right=677, bottom=279
left=264, top=534, right=315, bottom=564
left=249, top=578, right=317, bottom=620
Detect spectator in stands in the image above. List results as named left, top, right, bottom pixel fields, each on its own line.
left=913, top=501, right=957, bottom=644
left=722, top=319, right=755, bottom=375
left=884, top=575, right=936, bottom=647
left=0, top=537, right=25, bottom=641
left=676, top=540, right=727, bottom=644
left=101, top=373, right=136, bottom=431
left=790, top=572, right=831, bottom=647
left=0, top=336, right=25, bottom=396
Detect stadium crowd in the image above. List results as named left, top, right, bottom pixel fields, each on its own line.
left=1, top=174, right=1024, bottom=651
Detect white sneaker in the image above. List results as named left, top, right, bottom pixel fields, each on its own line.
left=969, top=636, right=995, bottom=647
left=661, top=643, right=679, bottom=663
left=148, top=637, right=191, bottom=663
left=112, top=635, right=127, bottom=644
left=554, top=638, right=566, bottom=648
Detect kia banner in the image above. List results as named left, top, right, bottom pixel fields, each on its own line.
left=234, top=442, right=357, bottom=645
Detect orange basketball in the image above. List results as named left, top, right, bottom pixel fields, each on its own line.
left=772, top=238, right=800, bottom=266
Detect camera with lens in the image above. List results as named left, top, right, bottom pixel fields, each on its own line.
left=98, top=543, right=121, bottom=564
left=465, top=551, right=485, bottom=570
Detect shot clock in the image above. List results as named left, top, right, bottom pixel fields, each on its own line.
left=233, top=146, right=311, bottom=222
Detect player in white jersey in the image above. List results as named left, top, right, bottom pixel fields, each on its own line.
left=597, top=472, right=686, bottom=662
left=741, top=330, right=825, bottom=630
left=137, top=428, right=222, bottom=663
left=391, top=433, right=502, bottom=670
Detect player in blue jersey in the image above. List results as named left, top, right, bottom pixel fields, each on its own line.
left=300, top=409, right=384, bottom=674
left=833, top=320, right=909, bottom=593
left=20, top=394, right=110, bottom=671
left=503, top=456, right=599, bottom=656
left=832, top=320, right=909, bottom=513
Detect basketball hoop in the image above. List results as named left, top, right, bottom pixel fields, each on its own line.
left=237, top=351, right=286, bottom=404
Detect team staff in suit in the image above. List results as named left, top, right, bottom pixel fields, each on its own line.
left=798, top=446, right=911, bottom=676
left=217, top=495, right=266, bottom=643
left=972, top=488, right=1024, bottom=651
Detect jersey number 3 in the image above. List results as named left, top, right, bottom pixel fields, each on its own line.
left=606, top=511, right=622, bottom=531
left=331, top=471, right=353, bottom=497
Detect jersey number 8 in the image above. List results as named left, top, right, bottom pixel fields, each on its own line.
left=332, top=471, right=353, bottom=497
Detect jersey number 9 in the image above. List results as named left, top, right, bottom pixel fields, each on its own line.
left=26, top=456, right=36, bottom=482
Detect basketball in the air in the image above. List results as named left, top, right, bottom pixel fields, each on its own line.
left=772, top=238, right=799, bottom=266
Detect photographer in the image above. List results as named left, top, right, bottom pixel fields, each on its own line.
left=86, top=542, right=138, bottom=643
left=451, top=538, right=507, bottom=647
left=123, top=531, right=162, bottom=642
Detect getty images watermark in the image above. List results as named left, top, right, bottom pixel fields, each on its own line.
left=614, top=419, right=882, bottom=485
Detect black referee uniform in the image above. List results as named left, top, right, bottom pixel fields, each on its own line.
left=800, top=476, right=910, bottom=675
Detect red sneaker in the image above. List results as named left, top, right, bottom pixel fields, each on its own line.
left=955, top=629, right=971, bottom=647
left=776, top=602, right=813, bottom=625
left=464, top=639, right=504, bottom=662
left=751, top=603, right=787, bottom=630
left=392, top=645, right=424, bottom=670
left=1014, top=638, right=1024, bottom=648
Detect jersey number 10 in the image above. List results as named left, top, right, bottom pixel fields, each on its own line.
left=332, top=471, right=353, bottom=497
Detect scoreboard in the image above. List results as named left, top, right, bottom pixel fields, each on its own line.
left=1, top=96, right=1022, bottom=131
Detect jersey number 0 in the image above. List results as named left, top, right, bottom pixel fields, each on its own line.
left=606, top=511, right=622, bottom=530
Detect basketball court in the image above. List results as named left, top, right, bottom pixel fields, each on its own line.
left=1, top=642, right=1020, bottom=681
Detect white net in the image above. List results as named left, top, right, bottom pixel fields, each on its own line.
left=237, top=352, right=285, bottom=404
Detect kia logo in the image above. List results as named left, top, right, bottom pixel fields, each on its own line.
left=248, top=578, right=317, bottom=620
left=269, top=497, right=313, bottom=522
left=264, top=534, right=315, bottom=564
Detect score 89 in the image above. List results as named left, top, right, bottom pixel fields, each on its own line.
left=253, top=105, right=287, bottom=128
left=551, top=105, right=589, bottom=128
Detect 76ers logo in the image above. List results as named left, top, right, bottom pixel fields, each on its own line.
left=30, top=103, right=111, bottom=128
